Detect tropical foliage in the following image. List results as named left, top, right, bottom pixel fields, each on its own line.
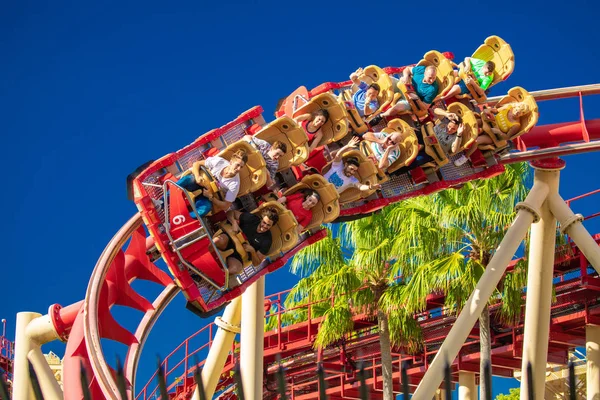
left=272, top=162, right=541, bottom=399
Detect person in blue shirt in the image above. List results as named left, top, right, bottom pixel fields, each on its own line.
left=379, top=65, right=439, bottom=119
left=349, top=67, right=380, bottom=118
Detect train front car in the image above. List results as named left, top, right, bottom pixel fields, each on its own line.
left=132, top=107, right=328, bottom=316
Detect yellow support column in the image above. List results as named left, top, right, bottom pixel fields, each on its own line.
left=27, top=348, right=63, bottom=400
left=195, top=296, right=242, bottom=399
left=12, top=312, right=41, bottom=400
left=547, top=193, right=600, bottom=273
left=520, top=162, right=563, bottom=399
left=240, top=276, right=266, bottom=400
left=458, top=371, right=477, bottom=400
left=587, top=325, right=600, bottom=400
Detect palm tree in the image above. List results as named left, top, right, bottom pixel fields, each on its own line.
left=391, top=163, right=532, bottom=398
left=285, top=215, right=422, bottom=400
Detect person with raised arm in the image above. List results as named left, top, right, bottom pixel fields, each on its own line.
left=323, top=136, right=381, bottom=194
left=362, top=130, right=402, bottom=171
left=294, top=109, right=329, bottom=154
left=349, top=67, right=381, bottom=119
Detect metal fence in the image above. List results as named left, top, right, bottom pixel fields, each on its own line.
left=0, top=357, right=581, bottom=400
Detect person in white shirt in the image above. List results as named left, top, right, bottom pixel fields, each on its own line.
left=323, top=136, right=380, bottom=195
left=177, top=149, right=248, bottom=215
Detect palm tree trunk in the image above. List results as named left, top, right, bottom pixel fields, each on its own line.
left=377, top=309, right=395, bottom=400
left=479, top=305, right=492, bottom=400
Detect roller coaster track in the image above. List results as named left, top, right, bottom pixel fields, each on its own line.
left=53, top=84, right=600, bottom=399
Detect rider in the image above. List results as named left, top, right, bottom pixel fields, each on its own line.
left=242, top=136, right=287, bottom=189
left=323, top=137, right=380, bottom=194
left=278, top=189, right=320, bottom=233
left=177, top=149, right=247, bottom=215
left=349, top=67, right=380, bottom=119
left=214, top=207, right=279, bottom=287
left=362, top=130, right=402, bottom=171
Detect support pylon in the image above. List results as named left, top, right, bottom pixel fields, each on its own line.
left=195, top=296, right=242, bottom=399
left=520, top=161, right=563, bottom=399
left=240, top=277, right=265, bottom=400
left=412, top=181, right=549, bottom=400
left=547, top=193, right=600, bottom=273
left=12, top=312, right=41, bottom=400
left=586, top=325, right=600, bottom=400
left=458, top=371, right=476, bottom=400
left=27, top=347, right=63, bottom=400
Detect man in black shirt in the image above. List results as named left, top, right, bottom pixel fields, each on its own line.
left=213, top=207, right=279, bottom=287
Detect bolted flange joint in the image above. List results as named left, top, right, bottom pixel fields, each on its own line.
left=215, top=316, right=241, bottom=334
left=559, top=213, right=584, bottom=235
left=515, top=201, right=541, bottom=223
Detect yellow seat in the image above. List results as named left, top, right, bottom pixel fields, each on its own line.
left=380, top=119, right=420, bottom=173
left=219, top=141, right=267, bottom=196
left=283, top=174, right=340, bottom=231
left=480, top=86, right=539, bottom=149
left=444, top=102, right=478, bottom=155
left=215, top=202, right=298, bottom=268
left=459, top=36, right=515, bottom=103
left=179, top=163, right=222, bottom=203
left=255, top=117, right=309, bottom=170
left=421, top=122, right=449, bottom=169
left=339, top=90, right=369, bottom=135
left=416, top=50, right=456, bottom=103
left=322, top=150, right=379, bottom=204
left=293, top=93, right=349, bottom=145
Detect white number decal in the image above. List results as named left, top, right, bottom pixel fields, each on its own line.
left=172, top=215, right=186, bottom=225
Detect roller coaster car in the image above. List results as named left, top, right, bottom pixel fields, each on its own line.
left=293, top=93, right=349, bottom=146
left=478, top=86, right=539, bottom=152
left=219, top=141, right=268, bottom=196
left=322, top=150, right=380, bottom=204
left=397, top=51, right=455, bottom=119
left=214, top=202, right=299, bottom=268
left=283, top=175, right=340, bottom=230
left=458, top=36, right=515, bottom=103
left=255, top=117, right=309, bottom=170
left=133, top=106, right=332, bottom=314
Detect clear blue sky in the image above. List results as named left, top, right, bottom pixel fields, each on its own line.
left=2, top=0, right=599, bottom=398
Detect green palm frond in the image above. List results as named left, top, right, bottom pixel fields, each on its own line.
left=290, top=229, right=345, bottom=277
left=313, top=301, right=355, bottom=348
left=387, top=308, right=422, bottom=353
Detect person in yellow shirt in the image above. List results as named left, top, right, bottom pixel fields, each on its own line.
left=466, top=101, right=531, bottom=156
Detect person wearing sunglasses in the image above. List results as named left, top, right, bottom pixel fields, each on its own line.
left=363, top=130, right=402, bottom=171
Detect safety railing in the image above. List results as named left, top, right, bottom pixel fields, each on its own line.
left=2, top=355, right=580, bottom=400
left=0, top=336, right=13, bottom=363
